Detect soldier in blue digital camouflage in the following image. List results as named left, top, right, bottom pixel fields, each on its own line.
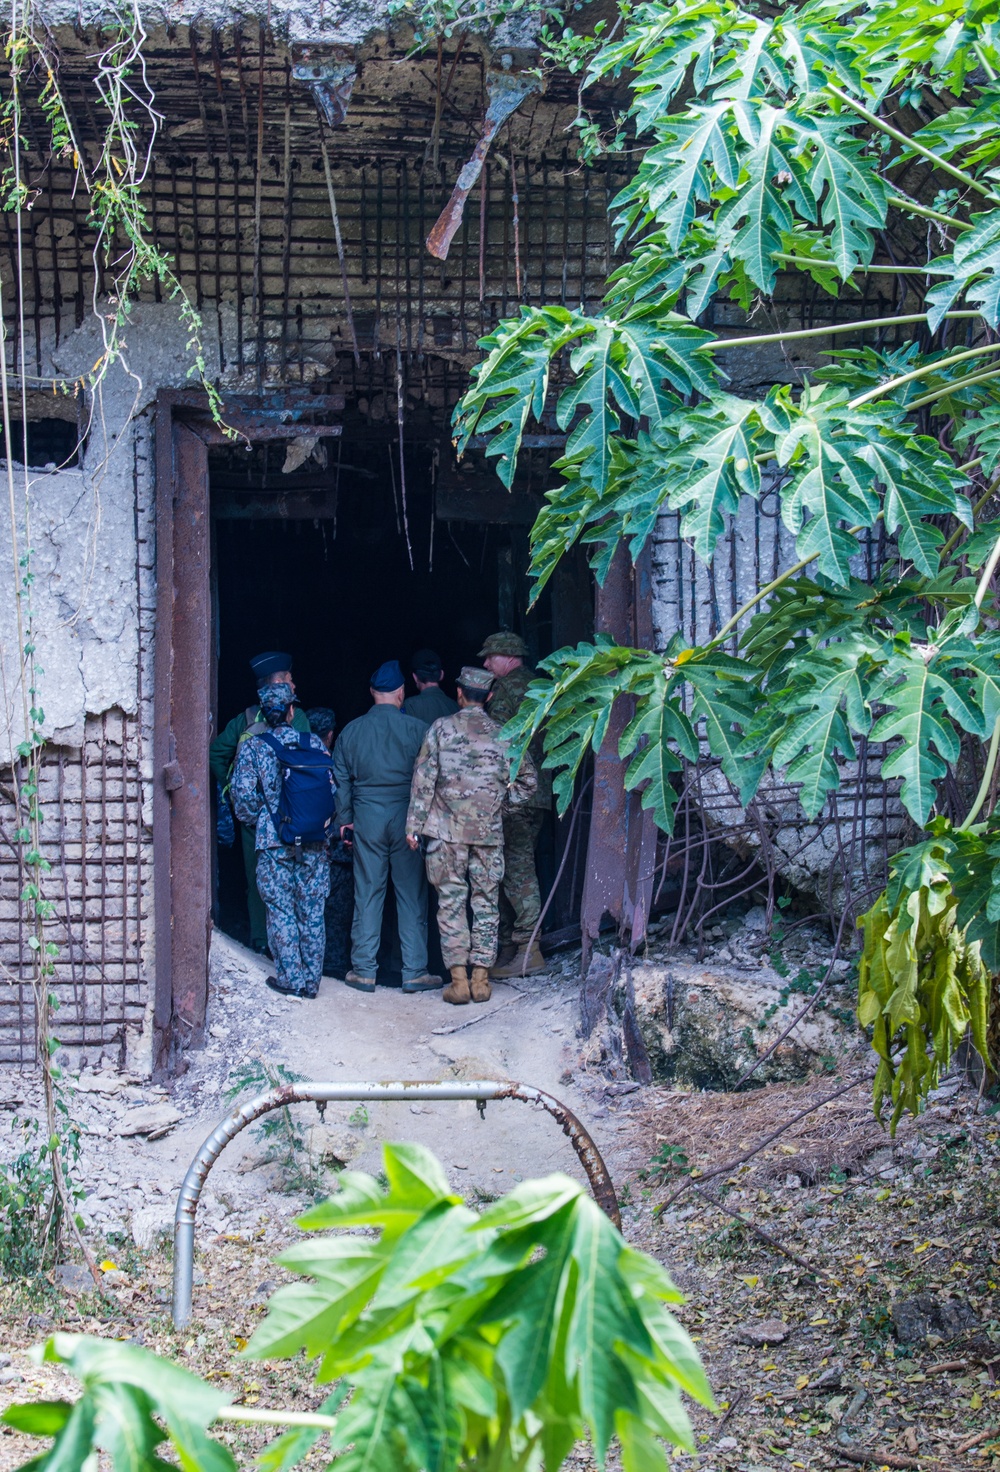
left=406, top=666, right=536, bottom=1005
left=231, top=681, right=332, bottom=998
left=210, top=650, right=311, bottom=953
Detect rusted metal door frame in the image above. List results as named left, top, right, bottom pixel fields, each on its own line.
left=579, top=542, right=657, bottom=968
left=153, top=389, right=344, bottom=1071
left=154, top=392, right=214, bottom=1070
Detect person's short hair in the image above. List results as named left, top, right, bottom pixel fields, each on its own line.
left=410, top=647, right=443, bottom=680
left=306, top=706, right=336, bottom=739
left=458, top=682, right=489, bottom=704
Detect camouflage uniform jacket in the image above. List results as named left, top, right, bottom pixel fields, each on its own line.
left=231, top=723, right=333, bottom=851
left=488, top=665, right=552, bottom=809
left=406, top=707, right=537, bottom=845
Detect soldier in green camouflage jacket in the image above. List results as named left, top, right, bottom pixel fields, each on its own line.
left=406, top=666, right=536, bottom=1006
left=480, top=631, right=551, bottom=977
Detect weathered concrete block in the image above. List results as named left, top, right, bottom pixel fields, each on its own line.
left=629, top=962, right=851, bottom=1090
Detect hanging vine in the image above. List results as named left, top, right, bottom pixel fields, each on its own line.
left=1, top=0, right=228, bottom=419
left=0, top=0, right=231, bottom=1276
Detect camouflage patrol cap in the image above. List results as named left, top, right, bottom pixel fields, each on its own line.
left=478, top=631, right=528, bottom=658
left=457, top=665, right=495, bottom=693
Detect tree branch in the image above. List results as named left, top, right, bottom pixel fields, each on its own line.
left=828, top=85, right=1000, bottom=204
left=702, top=311, right=978, bottom=354
left=850, top=341, right=1000, bottom=408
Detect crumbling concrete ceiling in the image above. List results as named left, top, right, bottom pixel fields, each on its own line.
left=37, top=0, right=549, bottom=51
left=5, top=20, right=629, bottom=385
left=32, top=20, right=613, bottom=160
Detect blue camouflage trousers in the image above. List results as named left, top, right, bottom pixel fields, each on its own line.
left=255, top=845, right=330, bottom=995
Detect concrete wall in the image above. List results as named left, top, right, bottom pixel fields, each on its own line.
left=0, top=303, right=228, bottom=1067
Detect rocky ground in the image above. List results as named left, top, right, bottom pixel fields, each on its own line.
left=0, top=907, right=997, bottom=1471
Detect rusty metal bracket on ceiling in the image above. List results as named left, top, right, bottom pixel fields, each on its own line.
left=426, top=68, right=542, bottom=261
left=292, top=58, right=357, bottom=128
left=172, top=1078, right=619, bottom=1327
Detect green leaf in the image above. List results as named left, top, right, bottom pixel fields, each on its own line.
left=619, top=671, right=697, bottom=834
left=795, top=116, right=886, bottom=279
left=558, top=321, right=638, bottom=494
left=768, top=650, right=869, bottom=816
left=1, top=1403, right=74, bottom=1436
left=926, top=209, right=1000, bottom=331
left=870, top=641, right=983, bottom=823
left=475, top=1173, right=583, bottom=1230
left=682, top=649, right=767, bottom=804
left=667, top=394, right=762, bottom=560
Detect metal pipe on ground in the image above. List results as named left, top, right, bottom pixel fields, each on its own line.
left=172, top=1078, right=619, bottom=1327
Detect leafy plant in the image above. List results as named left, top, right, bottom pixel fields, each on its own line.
left=645, top=1143, right=691, bottom=1181
left=452, top=0, right=1000, bottom=1121
left=225, top=1061, right=325, bottom=1197
left=858, top=819, right=993, bottom=1130
left=4, top=1143, right=714, bottom=1472
left=0, top=1115, right=82, bottom=1279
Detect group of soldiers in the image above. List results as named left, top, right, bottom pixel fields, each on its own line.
left=210, top=635, right=551, bottom=1004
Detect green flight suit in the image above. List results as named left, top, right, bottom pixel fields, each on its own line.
left=210, top=703, right=311, bottom=947
left=403, top=686, right=458, bottom=725
left=333, top=705, right=428, bottom=981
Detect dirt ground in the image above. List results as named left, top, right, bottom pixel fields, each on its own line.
left=0, top=925, right=997, bottom=1471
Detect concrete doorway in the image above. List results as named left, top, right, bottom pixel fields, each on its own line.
left=154, top=384, right=595, bottom=1066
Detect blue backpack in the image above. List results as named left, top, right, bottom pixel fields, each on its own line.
left=257, top=732, right=336, bottom=848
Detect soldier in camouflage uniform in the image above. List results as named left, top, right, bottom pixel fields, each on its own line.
left=231, top=681, right=332, bottom=998
left=406, top=666, right=536, bottom=1005
left=210, top=650, right=312, bottom=953
left=480, top=632, right=552, bottom=977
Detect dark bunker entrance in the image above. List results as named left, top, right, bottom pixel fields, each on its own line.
left=209, top=423, right=573, bottom=983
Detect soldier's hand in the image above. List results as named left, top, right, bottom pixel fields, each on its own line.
left=406, top=833, right=420, bottom=851
left=340, top=824, right=353, bottom=848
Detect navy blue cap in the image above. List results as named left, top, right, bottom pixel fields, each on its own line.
left=250, top=650, right=293, bottom=680
left=370, top=659, right=405, bottom=692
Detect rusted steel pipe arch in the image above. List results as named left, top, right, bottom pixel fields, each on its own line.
left=172, top=1079, right=620, bottom=1327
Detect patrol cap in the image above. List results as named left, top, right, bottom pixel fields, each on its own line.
left=410, top=647, right=443, bottom=678
left=478, top=631, right=528, bottom=659
left=370, top=659, right=405, bottom=692
left=250, top=650, right=293, bottom=680
left=457, top=665, right=495, bottom=693
left=258, top=681, right=294, bottom=717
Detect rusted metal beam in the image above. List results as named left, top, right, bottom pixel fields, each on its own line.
left=183, top=418, right=343, bottom=446
left=173, top=1078, right=619, bottom=1325
left=426, top=69, right=542, bottom=261
left=580, top=542, right=658, bottom=967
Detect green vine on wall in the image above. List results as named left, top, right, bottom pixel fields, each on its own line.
left=1, top=0, right=228, bottom=421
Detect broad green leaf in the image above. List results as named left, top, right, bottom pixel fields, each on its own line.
left=475, top=1173, right=583, bottom=1230
left=667, top=394, right=762, bottom=560
left=870, top=644, right=983, bottom=823
left=1, top=1402, right=73, bottom=1436
left=796, top=116, right=886, bottom=278
left=620, top=673, right=697, bottom=834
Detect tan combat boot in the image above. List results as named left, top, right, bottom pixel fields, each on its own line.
left=442, top=965, right=471, bottom=1004
left=470, top=966, right=492, bottom=1003
left=489, top=941, right=546, bottom=979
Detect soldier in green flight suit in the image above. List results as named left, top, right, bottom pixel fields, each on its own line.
left=209, top=650, right=311, bottom=953
left=332, top=659, right=442, bottom=995
left=479, top=631, right=552, bottom=978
